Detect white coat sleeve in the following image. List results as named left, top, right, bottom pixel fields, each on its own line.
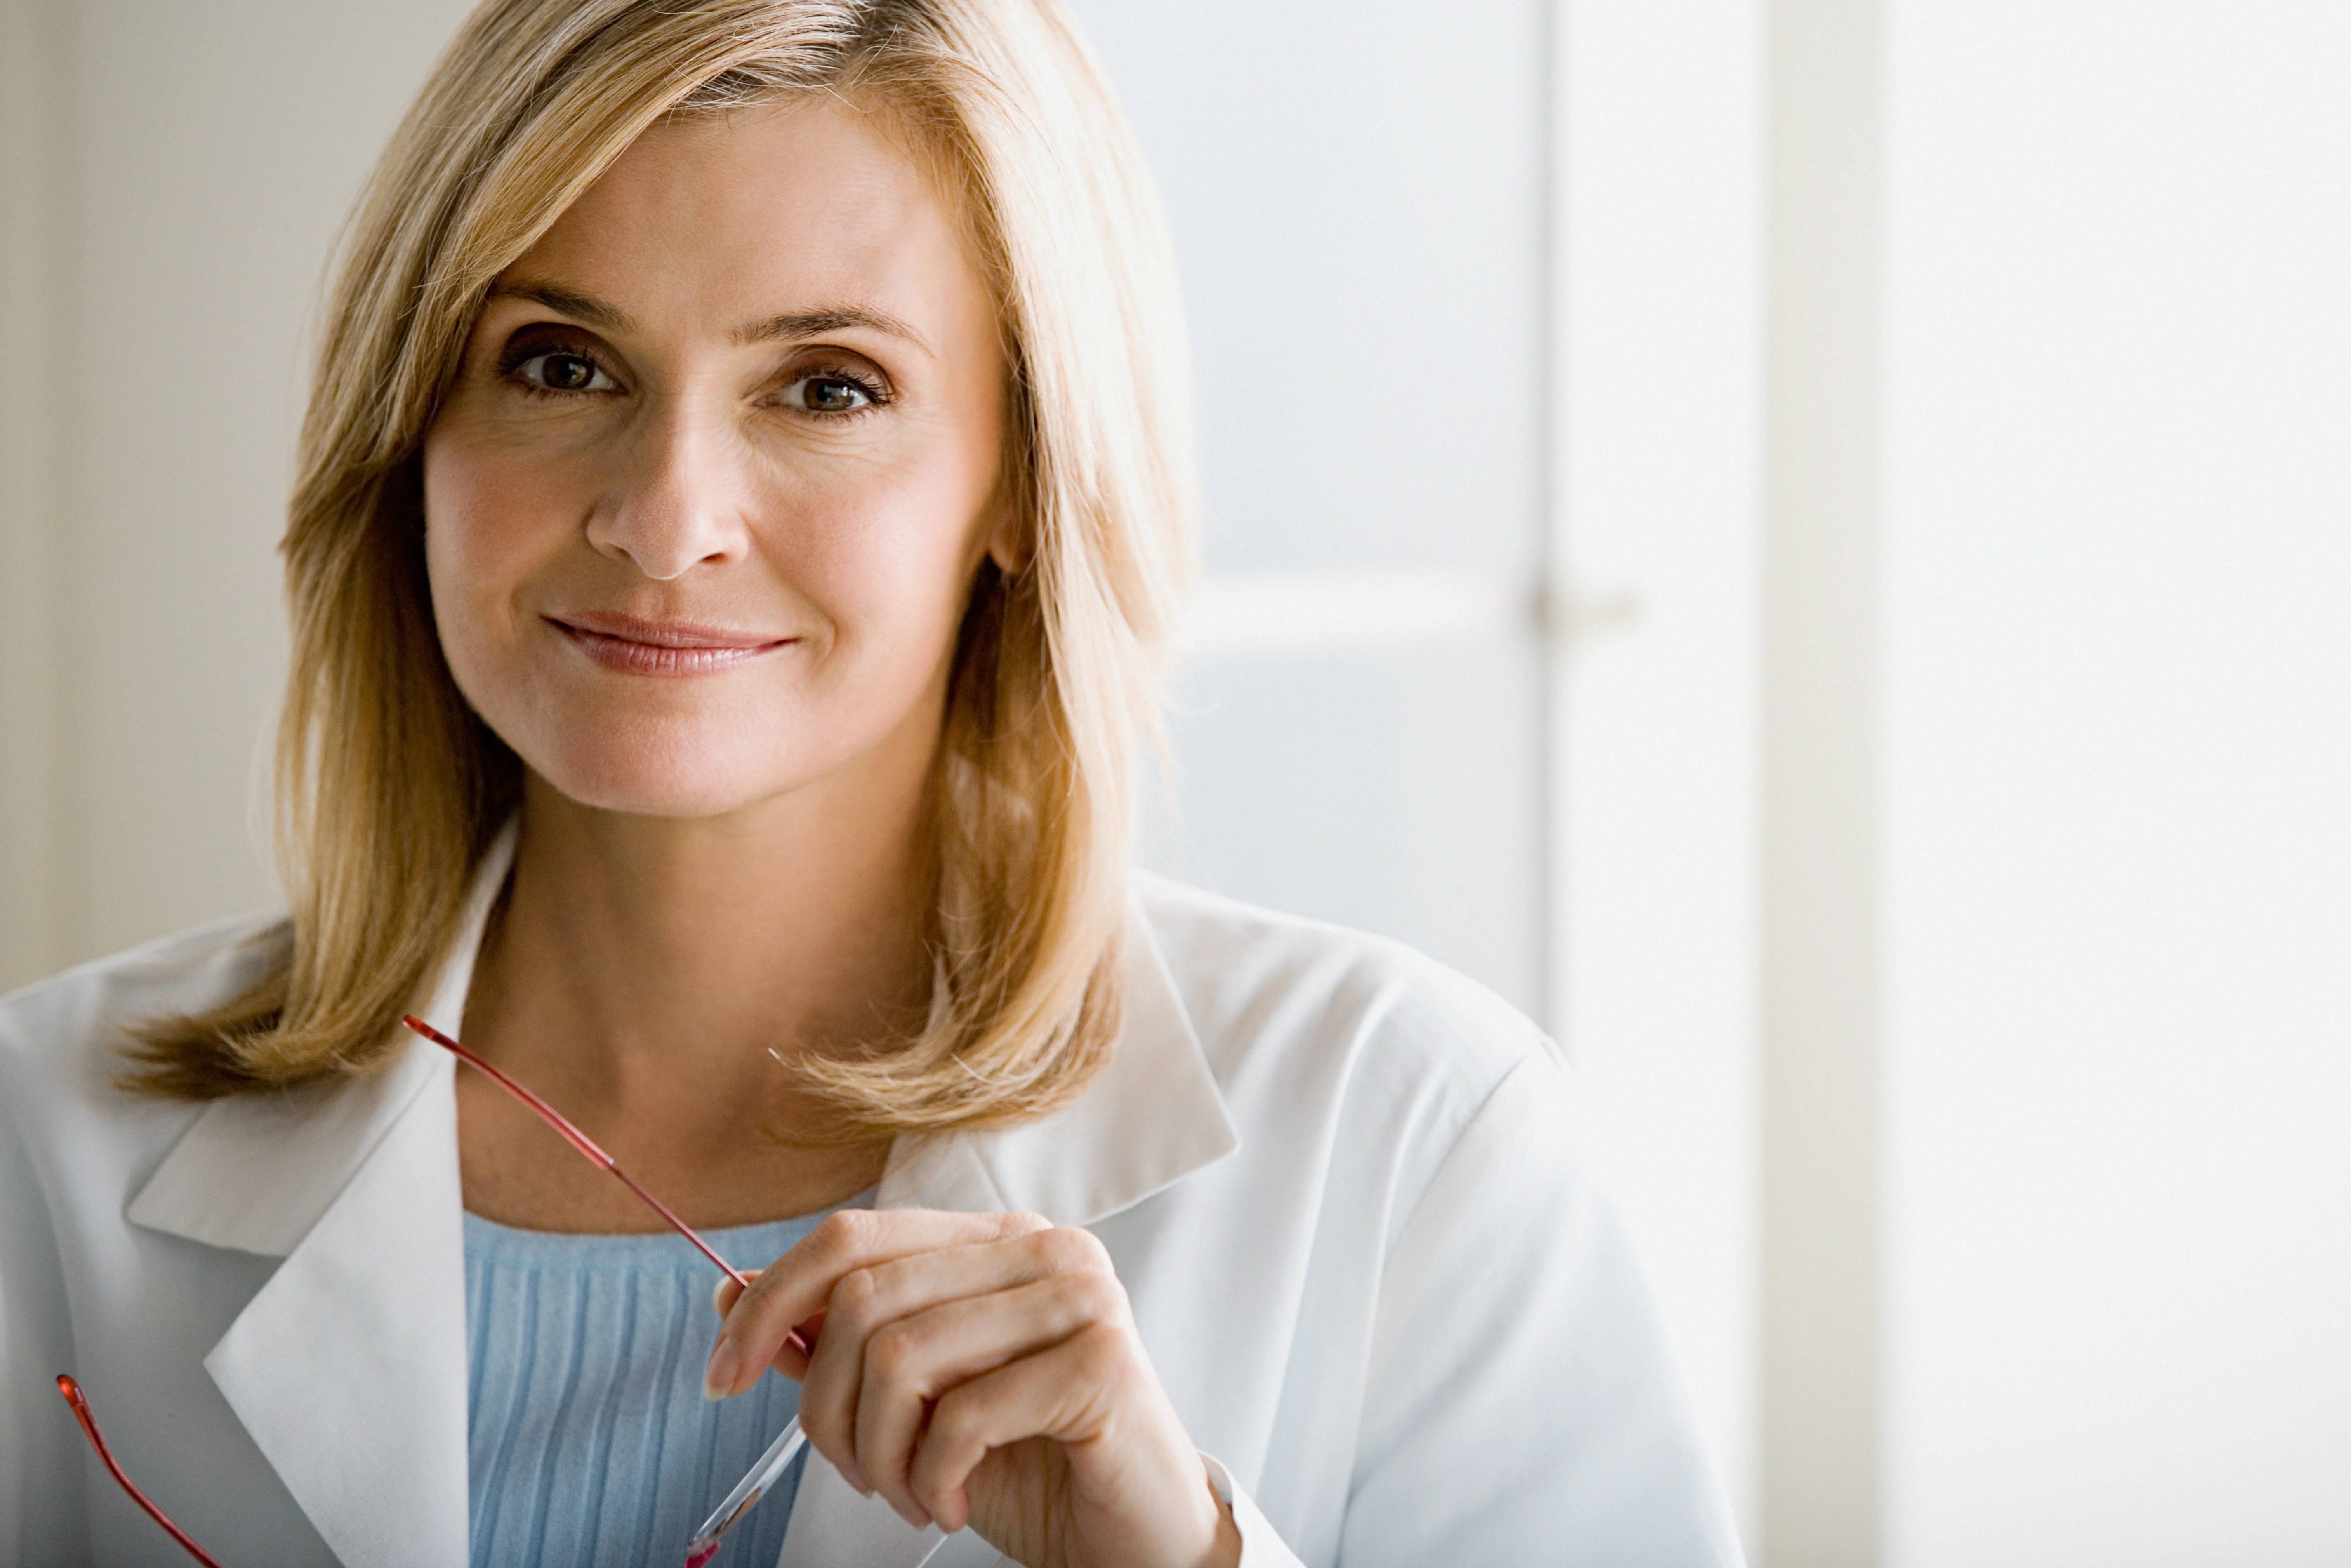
left=1320, top=1046, right=1744, bottom=1568
left=1198, top=1453, right=1307, bottom=1568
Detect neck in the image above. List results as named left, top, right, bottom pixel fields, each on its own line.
left=465, top=753, right=935, bottom=1149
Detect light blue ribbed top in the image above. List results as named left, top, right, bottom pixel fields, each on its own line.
left=463, top=1203, right=855, bottom=1568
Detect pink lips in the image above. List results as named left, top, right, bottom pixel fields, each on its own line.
left=549, top=611, right=793, bottom=676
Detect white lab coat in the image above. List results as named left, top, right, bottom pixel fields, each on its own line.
left=0, top=831, right=1743, bottom=1568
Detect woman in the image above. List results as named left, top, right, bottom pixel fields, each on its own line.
left=0, top=2, right=1743, bottom=1565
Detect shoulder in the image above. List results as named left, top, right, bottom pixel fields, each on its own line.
left=1133, top=873, right=1567, bottom=1185
left=0, top=912, right=287, bottom=1119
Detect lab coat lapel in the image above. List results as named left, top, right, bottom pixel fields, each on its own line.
left=776, top=905, right=1239, bottom=1568
left=197, top=1039, right=470, bottom=1568
left=938, top=909, right=1239, bottom=1229
left=125, top=828, right=515, bottom=1568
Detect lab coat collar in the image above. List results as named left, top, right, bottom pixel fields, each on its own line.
left=125, top=824, right=515, bottom=1568
left=875, top=913, right=1239, bottom=1227
left=123, top=826, right=1237, bottom=1568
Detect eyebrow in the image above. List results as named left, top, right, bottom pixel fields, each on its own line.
left=487, top=280, right=931, bottom=357
left=735, top=306, right=932, bottom=357
left=490, top=280, right=632, bottom=332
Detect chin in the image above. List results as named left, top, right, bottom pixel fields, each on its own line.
left=539, top=770, right=766, bottom=819
left=523, top=724, right=828, bottom=819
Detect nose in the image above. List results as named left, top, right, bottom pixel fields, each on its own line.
left=584, top=397, right=752, bottom=580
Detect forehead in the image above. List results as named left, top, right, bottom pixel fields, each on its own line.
left=507, top=96, right=988, bottom=341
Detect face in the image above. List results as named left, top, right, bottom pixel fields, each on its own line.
left=423, top=97, right=1009, bottom=819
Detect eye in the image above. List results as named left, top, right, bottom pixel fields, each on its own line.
left=777, top=370, right=882, bottom=415
left=511, top=349, right=617, bottom=394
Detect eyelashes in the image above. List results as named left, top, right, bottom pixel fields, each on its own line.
left=500, top=344, right=617, bottom=395
left=490, top=328, right=893, bottom=421
left=774, top=365, right=889, bottom=415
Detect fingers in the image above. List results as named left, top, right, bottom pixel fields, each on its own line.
left=712, top=1267, right=759, bottom=1316
left=796, top=1224, right=1112, bottom=1476
left=714, top=1271, right=825, bottom=1370
left=707, top=1209, right=1051, bottom=1399
left=705, top=1210, right=1150, bottom=1537
left=851, top=1269, right=1131, bottom=1525
left=905, top=1321, right=1139, bottom=1533
left=710, top=1210, right=1220, bottom=1564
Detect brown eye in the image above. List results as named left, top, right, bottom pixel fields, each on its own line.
left=514, top=350, right=615, bottom=393
left=781, top=372, right=878, bottom=414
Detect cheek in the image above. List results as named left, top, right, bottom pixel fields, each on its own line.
left=780, top=450, right=998, bottom=671
left=420, top=433, right=580, bottom=669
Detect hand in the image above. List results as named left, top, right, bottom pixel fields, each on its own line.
left=707, top=1209, right=1241, bottom=1568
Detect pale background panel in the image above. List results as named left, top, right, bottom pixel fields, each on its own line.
left=1552, top=0, right=1765, bottom=1533
left=1882, top=3, right=2351, bottom=1564
left=1069, top=0, right=1548, bottom=581
left=1156, top=640, right=1546, bottom=1013
left=8, top=0, right=477, bottom=970
left=0, top=0, right=71, bottom=984
left=1070, top=0, right=1552, bottom=1015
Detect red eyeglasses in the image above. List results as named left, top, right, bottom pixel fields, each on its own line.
left=60, top=1013, right=815, bottom=1565
left=54, top=1373, right=224, bottom=1567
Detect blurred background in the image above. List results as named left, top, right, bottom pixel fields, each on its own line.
left=2, top=1, right=2346, bottom=1563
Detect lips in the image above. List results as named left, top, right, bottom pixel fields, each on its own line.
left=547, top=611, right=794, bottom=676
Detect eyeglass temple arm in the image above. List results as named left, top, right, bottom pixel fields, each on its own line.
left=57, top=1375, right=226, bottom=1568
left=399, top=1015, right=815, bottom=1358
left=401, top=1014, right=751, bottom=1289
left=52, top=1019, right=820, bottom=1568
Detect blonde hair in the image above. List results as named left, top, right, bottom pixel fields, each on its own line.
left=128, top=0, right=1195, bottom=1134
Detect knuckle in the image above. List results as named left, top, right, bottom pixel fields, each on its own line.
left=867, top=1321, right=920, bottom=1383
left=1063, top=1266, right=1127, bottom=1321
left=810, top=1208, right=874, bottom=1261
left=1039, top=1224, right=1111, bottom=1275
left=737, top=1268, right=791, bottom=1325
left=829, top=1266, right=886, bottom=1331
left=927, top=1384, right=984, bottom=1448
left=999, top=1210, right=1053, bottom=1239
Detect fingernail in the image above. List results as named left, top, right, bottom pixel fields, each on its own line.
left=703, top=1337, right=740, bottom=1401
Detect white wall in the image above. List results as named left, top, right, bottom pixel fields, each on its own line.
left=1881, top=5, right=2351, bottom=1563
left=0, top=0, right=476, bottom=982
left=1068, top=0, right=1552, bottom=1016
left=1568, top=3, right=2351, bottom=1561
left=1554, top=0, right=1765, bottom=1536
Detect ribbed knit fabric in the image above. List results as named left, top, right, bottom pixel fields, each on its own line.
left=463, top=1204, right=855, bottom=1568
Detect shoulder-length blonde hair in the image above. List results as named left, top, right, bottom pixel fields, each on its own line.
left=130, top=0, right=1194, bottom=1134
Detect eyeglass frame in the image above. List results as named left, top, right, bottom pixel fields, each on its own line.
left=58, top=1012, right=817, bottom=1567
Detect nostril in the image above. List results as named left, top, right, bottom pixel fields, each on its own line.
left=583, top=501, right=746, bottom=581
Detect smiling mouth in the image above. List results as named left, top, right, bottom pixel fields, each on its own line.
left=547, top=613, right=796, bottom=676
